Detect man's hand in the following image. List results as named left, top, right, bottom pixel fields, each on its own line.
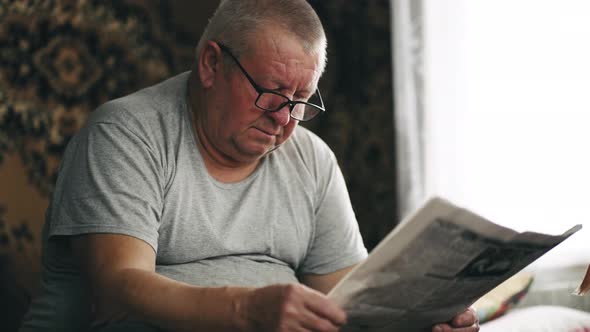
left=432, top=307, right=480, bottom=332
left=238, top=283, right=347, bottom=332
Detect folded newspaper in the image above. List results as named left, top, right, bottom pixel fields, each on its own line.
left=575, top=265, right=590, bottom=296
left=328, top=197, right=582, bottom=332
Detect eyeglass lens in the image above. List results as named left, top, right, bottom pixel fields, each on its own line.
left=256, top=92, right=322, bottom=121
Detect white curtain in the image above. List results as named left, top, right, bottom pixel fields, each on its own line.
left=391, top=0, right=426, bottom=218
left=394, top=0, right=590, bottom=269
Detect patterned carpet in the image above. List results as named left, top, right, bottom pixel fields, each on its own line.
left=0, top=0, right=197, bottom=196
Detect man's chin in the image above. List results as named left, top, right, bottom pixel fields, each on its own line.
left=236, top=143, right=277, bottom=161
left=265, top=144, right=281, bottom=154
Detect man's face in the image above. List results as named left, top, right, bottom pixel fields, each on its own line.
left=201, top=28, right=322, bottom=164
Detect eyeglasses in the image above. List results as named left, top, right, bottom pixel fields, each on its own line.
left=216, top=42, right=325, bottom=122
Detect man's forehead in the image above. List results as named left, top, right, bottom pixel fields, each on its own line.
left=265, top=59, right=320, bottom=91
left=236, top=47, right=316, bottom=88
left=241, top=28, right=323, bottom=87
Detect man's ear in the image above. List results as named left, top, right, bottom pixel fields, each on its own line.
left=198, top=41, right=223, bottom=88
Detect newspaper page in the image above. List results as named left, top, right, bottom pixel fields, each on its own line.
left=574, top=265, right=590, bottom=296
left=328, top=197, right=582, bottom=332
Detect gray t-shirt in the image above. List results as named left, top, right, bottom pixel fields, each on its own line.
left=20, top=72, right=367, bottom=331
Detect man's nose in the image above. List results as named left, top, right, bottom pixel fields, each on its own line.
left=266, top=104, right=291, bottom=126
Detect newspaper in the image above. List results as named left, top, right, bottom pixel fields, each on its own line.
left=574, top=265, right=590, bottom=296
left=328, top=197, right=582, bottom=332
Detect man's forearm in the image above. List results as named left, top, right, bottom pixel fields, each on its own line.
left=94, top=268, right=252, bottom=331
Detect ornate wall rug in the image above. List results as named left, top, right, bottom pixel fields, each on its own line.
left=0, top=0, right=193, bottom=195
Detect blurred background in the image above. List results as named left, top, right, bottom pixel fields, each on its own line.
left=2, top=0, right=590, bottom=330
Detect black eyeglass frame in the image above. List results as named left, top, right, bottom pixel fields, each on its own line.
left=215, top=41, right=326, bottom=122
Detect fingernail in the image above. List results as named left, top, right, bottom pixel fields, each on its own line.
left=434, top=326, right=443, bottom=332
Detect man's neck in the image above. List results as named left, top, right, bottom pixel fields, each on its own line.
left=186, top=73, right=260, bottom=183
left=194, top=118, right=260, bottom=183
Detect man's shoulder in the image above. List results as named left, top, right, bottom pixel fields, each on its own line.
left=290, top=126, right=332, bottom=155
left=86, top=72, right=190, bottom=129
left=278, top=126, right=337, bottom=174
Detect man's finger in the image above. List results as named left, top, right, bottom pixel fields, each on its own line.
left=433, top=323, right=480, bottom=332
left=299, top=309, right=341, bottom=332
left=451, top=307, right=478, bottom=327
left=301, top=287, right=347, bottom=326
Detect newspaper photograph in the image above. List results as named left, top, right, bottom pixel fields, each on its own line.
left=328, top=197, right=582, bottom=332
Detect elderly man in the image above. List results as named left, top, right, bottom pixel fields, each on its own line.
left=20, top=1, right=479, bottom=331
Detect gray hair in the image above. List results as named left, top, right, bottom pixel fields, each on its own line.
left=196, top=0, right=327, bottom=74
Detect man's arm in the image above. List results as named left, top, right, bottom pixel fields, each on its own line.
left=71, top=233, right=247, bottom=331
left=72, top=234, right=347, bottom=332
left=300, top=265, right=357, bottom=294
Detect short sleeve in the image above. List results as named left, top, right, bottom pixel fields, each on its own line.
left=299, top=150, right=368, bottom=275
left=49, top=114, right=163, bottom=251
